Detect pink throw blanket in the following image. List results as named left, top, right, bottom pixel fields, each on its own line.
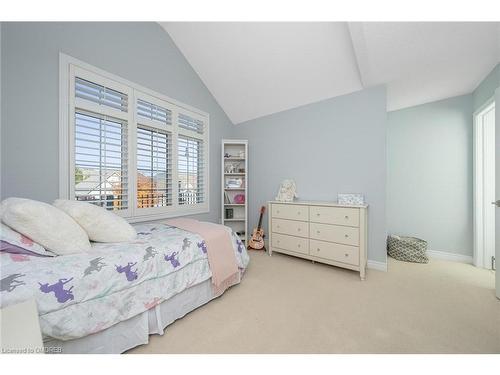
left=165, top=218, right=240, bottom=295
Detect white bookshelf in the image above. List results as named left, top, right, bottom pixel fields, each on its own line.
left=221, top=140, right=248, bottom=244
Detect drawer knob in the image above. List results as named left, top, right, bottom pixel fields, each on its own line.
left=317, top=230, right=320, bottom=234
left=316, top=248, right=320, bottom=252
left=297, top=228, right=301, bottom=232
left=277, top=210, right=280, bottom=214
left=345, top=253, right=349, bottom=257
left=277, top=240, right=280, bottom=243
left=345, top=215, right=349, bottom=219
left=297, top=244, right=301, bottom=248
left=297, top=211, right=301, bottom=215
left=316, top=213, right=320, bottom=216
left=345, top=234, right=349, bottom=238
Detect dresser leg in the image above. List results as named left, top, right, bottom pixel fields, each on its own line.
left=360, top=268, right=366, bottom=281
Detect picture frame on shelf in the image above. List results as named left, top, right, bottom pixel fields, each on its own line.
left=225, top=177, right=244, bottom=189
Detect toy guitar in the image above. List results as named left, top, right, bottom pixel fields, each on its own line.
left=248, top=206, right=266, bottom=251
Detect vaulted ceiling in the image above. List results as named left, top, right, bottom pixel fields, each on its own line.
left=161, top=22, right=500, bottom=124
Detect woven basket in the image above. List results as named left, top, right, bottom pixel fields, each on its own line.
left=387, top=235, right=429, bottom=264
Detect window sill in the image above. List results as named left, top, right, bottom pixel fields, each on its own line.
left=126, top=206, right=210, bottom=224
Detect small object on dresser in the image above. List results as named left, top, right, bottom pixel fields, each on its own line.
left=275, top=179, right=298, bottom=202
left=224, top=152, right=231, bottom=158
left=225, top=208, right=234, bottom=219
left=337, top=193, right=364, bottom=206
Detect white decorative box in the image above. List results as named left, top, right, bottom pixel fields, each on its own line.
left=337, top=193, right=365, bottom=206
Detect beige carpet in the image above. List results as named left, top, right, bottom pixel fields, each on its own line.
left=129, top=251, right=500, bottom=354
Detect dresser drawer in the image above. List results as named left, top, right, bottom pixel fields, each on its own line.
left=310, top=206, right=359, bottom=227
left=310, top=222, right=359, bottom=246
left=310, top=239, right=359, bottom=266
left=271, top=233, right=309, bottom=255
left=272, top=218, right=309, bottom=238
left=271, top=204, right=309, bottom=221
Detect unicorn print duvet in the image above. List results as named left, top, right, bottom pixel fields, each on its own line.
left=0, top=223, right=249, bottom=341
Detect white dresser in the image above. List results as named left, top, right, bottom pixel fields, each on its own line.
left=268, top=201, right=368, bottom=280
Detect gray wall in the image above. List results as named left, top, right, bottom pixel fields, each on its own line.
left=473, top=63, right=500, bottom=111
left=231, top=86, right=387, bottom=263
left=387, top=94, right=473, bottom=256
left=0, top=22, right=234, bottom=223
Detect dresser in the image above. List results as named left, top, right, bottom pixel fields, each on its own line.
left=268, top=201, right=368, bottom=280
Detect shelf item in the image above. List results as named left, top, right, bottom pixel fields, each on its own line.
left=223, top=159, right=245, bottom=174
left=225, top=177, right=244, bottom=189
left=222, top=140, right=248, bottom=244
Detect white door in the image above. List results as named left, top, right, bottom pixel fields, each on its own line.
left=474, top=101, right=496, bottom=269
left=495, top=87, right=500, bottom=299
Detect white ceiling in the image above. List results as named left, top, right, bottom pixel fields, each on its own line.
left=161, top=22, right=500, bottom=123
left=349, top=22, right=500, bottom=111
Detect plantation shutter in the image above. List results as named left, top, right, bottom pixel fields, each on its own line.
left=135, top=99, right=173, bottom=209
left=74, top=111, right=128, bottom=209
left=67, top=63, right=209, bottom=219
left=136, top=126, right=173, bottom=209
left=177, top=113, right=205, bottom=205
left=73, top=76, right=129, bottom=210
left=75, top=77, right=128, bottom=112
left=137, top=99, right=172, bottom=124
left=178, top=113, right=204, bottom=134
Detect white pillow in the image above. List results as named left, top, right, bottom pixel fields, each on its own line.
left=53, top=199, right=136, bottom=243
left=1, top=198, right=91, bottom=255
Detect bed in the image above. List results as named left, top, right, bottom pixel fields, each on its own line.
left=0, top=222, right=249, bottom=353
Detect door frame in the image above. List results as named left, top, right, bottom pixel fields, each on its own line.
left=473, top=97, right=496, bottom=269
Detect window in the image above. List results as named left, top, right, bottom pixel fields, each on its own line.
left=74, top=112, right=128, bottom=210
left=136, top=126, right=172, bottom=209
left=178, top=135, right=204, bottom=205
left=60, top=55, right=209, bottom=221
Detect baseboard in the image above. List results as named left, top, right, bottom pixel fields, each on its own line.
left=427, top=250, right=473, bottom=264
left=367, top=260, right=388, bottom=272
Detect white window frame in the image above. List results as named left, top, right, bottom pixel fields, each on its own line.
left=59, top=53, right=210, bottom=222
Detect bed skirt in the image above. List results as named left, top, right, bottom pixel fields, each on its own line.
left=44, top=278, right=218, bottom=354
